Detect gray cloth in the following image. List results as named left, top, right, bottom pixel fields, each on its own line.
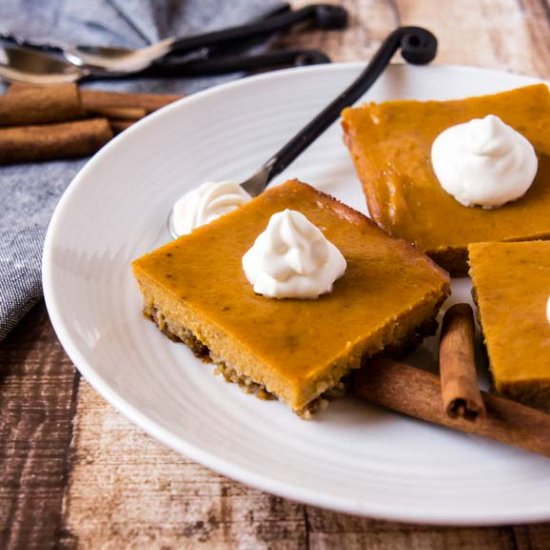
left=0, top=0, right=282, bottom=341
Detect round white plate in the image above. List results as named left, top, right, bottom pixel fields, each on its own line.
left=43, top=64, right=550, bottom=525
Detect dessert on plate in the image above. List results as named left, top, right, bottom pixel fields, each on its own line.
left=342, top=84, right=550, bottom=275
left=469, top=241, right=550, bottom=410
left=132, top=179, right=450, bottom=417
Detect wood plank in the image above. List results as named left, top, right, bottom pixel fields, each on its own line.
left=0, top=302, right=79, bottom=550
left=274, top=0, right=398, bottom=62
left=517, top=0, right=550, bottom=77
left=396, top=0, right=546, bottom=77
left=305, top=508, right=517, bottom=549
left=2, top=1, right=550, bottom=548
left=512, top=523, right=550, bottom=549
left=61, top=382, right=307, bottom=549
left=285, top=0, right=550, bottom=77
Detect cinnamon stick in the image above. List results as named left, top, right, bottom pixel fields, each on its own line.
left=8, top=84, right=181, bottom=114
left=80, top=89, right=181, bottom=113
left=354, top=357, right=550, bottom=458
left=439, top=303, right=486, bottom=421
left=0, top=83, right=83, bottom=126
left=0, top=118, right=113, bottom=164
left=85, top=106, right=147, bottom=121
left=7, top=82, right=34, bottom=93
left=109, top=120, right=135, bottom=134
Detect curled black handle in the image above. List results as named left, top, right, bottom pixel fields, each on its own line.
left=261, top=26, right=437, bottom=182
left=169, top=4, right=349, bottom=53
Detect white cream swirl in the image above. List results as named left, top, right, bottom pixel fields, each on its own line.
left=431, top=114, right=538, bottom=208
left=172, top=180, right=251, bottom=236
left=242, top=209, right=347, bottom=299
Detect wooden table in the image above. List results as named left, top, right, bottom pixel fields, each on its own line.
left=2, top=1, right=550, bottom=548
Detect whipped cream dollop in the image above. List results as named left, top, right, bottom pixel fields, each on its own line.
left=171, top=180, right=251, bottom=236
left=431, top=114, right=538, bottom=208
left=242, top=209, right=347, bottom=299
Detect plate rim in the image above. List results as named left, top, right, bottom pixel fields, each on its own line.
left=42, top=62, right=550, bottom=526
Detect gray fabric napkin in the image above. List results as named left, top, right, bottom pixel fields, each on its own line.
left=0, top=0, right=282, bottom=341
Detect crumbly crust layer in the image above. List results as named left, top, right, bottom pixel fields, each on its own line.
left=144, top=302, right=441, bottom=418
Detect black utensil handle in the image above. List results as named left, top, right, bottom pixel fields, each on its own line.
left=169, top=4, right=348, bottom=54
left=82, top=49, right=331, bottom=81
left=258, top=3, right=293, bottom=19
left=176, top=3, right=292, bottom=62
left=154, top=49, right=330, bottom=76
left=260, top=26, right=437, bottom=182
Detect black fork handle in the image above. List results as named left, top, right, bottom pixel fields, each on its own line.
left=169, top=4, right=348, bottom=54
left=80, top=49, right=330, bottom=81
left=145, top=49, right=330, bottom=77
left=259, top=26, right=437, bottom=182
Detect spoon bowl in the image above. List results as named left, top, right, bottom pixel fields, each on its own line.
left=0, top=44, right=86, bottom=84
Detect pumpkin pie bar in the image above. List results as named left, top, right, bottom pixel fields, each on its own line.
left=469, top=241, right=550, bottom=410
left=342, top=84, right=550, bottom=275
left=132, top=180, right=450, bottom=417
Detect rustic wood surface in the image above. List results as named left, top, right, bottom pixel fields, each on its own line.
left=2, top=1, right=550, bottom=548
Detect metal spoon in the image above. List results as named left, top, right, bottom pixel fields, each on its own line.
left=64, top=4, right=348, bottom=74
left=0, top=2, right=293, bottom=78
left=168, top=26, right=438, bottom=239
left=0, top=43, right=331, bottom=85
left=0, top=44, right=86, bottom=85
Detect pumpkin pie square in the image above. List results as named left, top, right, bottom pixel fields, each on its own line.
left=469, top=241, right=550, bottom=410
left=342, top=84, right=550, bottom=275
left=132, top=180, right=450, bottom=416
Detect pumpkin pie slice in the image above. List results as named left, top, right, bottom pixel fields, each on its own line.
left=342, top=84, right=550, bottom=275
left=132, top=180, right=450, bottom=417
left=469, top=241, right=550, bottom=410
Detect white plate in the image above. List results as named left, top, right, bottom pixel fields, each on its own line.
left=43, top=64, right=550, bottom=525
